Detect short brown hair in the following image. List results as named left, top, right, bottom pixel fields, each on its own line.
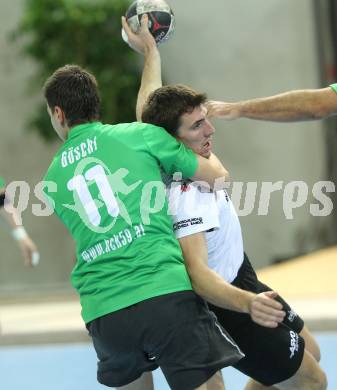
left=43, top=64, right=101, bottom=127
left=142, top=84, right=207, bottom=136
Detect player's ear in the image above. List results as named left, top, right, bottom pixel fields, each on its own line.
left=54, top=106, right=66, bottom=125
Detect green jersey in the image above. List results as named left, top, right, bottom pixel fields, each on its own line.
left=0, top=176, right=5, bottom=189
left=44, top=122, right=198, bottom=323
left=330, top=83, right=337, bottom=94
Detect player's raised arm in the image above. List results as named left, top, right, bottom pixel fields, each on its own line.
left=192, top=152, right=229, bottom=187
left=206, top=86, right=337, bottom=122
left=122, top=14, right=162, bottom=121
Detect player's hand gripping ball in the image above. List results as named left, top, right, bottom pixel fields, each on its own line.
left=122, top=0, right=175, bottom=45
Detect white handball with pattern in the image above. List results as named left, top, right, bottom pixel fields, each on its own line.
left=122, top=0, right=175, bottom=45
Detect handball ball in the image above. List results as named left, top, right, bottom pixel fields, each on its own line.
left=123, top=0, right=175, bottom=45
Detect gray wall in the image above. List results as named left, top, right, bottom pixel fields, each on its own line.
left=0, top=0, right=332, bottom=295
left=0, top=0, right=74, bottom=294
left=160, top=0, right=330, bottom=267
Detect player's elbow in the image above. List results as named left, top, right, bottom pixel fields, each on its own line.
left=220, top=167, right=230, bottom=180
left=211, top=167, right=230, bottom=188
left=207, top=167, right=229, bottom=186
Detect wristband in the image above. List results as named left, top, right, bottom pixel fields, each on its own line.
left=31, top=252, right=40, bottom=267
left=12, top=226, right=28, bottom=241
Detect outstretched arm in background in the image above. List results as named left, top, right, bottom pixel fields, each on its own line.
left=206, top=86, right=337, bottom=122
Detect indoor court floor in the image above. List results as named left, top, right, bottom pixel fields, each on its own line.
left=0, top=332, right=336, bottom=389
left=1, top=247, right=336, bottom=389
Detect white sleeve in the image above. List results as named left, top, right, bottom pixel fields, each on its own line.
left=168, top=182, right=220, bottom=239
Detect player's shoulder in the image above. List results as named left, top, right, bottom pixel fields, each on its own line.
left=102, top=121, right=164, bottom=142
left=108, top=121, right=162, bottom=133
left=134, top=121, right=171, bottom=139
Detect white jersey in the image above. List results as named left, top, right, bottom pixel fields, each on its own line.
left=168, top=181, right=244, bottom=283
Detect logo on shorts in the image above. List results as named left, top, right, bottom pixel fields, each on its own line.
left=287, top=309, right=297, bottom=323
left=289, top=330, right=299, bottom=359
left=147, top=355, right=156, bottom=361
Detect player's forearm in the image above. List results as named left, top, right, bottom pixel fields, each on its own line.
left=0, top=206, right=30, bottom=244
left=193, top=153, right=229, bottom=189
left=0, top=194, right=39, bottom=266
left=0, top=204, right=18, bottom=228
left=208, top=153, right=229, bottom=177
left=180, top=233, right=253, bottom=313
left=187, top=261, right=254, bottom=313
left=1, top=191, right=25, bottom=233
left=136, top=46, right=162, bottom=121
left=233, top=88, right=337, bottom=122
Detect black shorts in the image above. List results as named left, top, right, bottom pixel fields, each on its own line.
left=86, top=291, right=244, bottom=390
left=208, top=254, right=305, bottom=386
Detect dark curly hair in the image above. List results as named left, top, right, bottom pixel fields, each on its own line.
left=142, top=84, right=207, bottom=136
left=43, top=64, right=101, bottom=127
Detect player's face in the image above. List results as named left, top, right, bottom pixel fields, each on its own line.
left=47, top=105, right=67, bottom=141
left=176, top=104, right=215, bottom=158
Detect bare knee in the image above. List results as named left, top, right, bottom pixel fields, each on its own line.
left=300, top=326, right=321, bottom=362
left=278, top=351, right=327, bottom=390
left=306, top=368, right=328, bottom=390
left=206, top=370, right=225, bottom=390
left=195, top=370, right=225, bottom=390
left=317, top=370, right=328, bottom=390
left=244, top=379, right=271, bottom=390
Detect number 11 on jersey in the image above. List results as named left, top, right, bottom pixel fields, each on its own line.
left=67, top=164, right=120, bottom=227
